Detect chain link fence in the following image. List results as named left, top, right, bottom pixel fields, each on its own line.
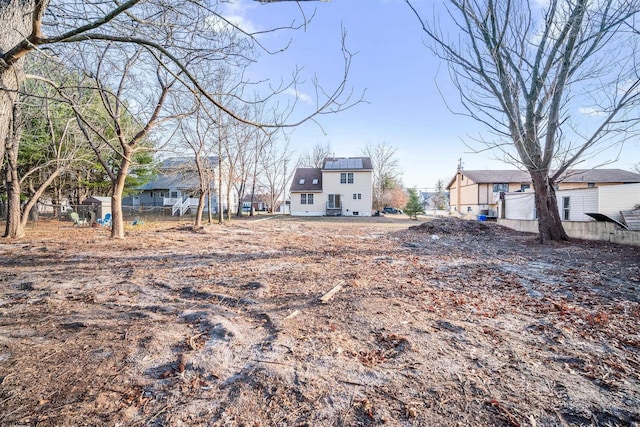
left=4, top=203, right=210, bottom=229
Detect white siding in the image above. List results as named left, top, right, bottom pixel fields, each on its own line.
left=597, top=183, right=640, bottom=222
left=556, top=188, right=598, bottom=221
left=503, top=192, right=535, bottom=220
left=290, top=192, right=325, bottom=216
left=504, top=184, right=640, bottom=223
left=322, top=170, right=373, bottom=216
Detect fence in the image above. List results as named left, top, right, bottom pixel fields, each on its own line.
left=4, top=203, right=223, bottom=229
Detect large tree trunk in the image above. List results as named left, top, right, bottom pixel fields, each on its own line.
left=4, top=102, right=24, bottom=238
left=531, top=170, right=569, bottom=243
left=1, top=0, right=38, bottom=238
left=1, top=0, right=31, bottom=161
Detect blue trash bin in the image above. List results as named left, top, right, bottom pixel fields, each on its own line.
left=478, top=214, right=487, bottom=221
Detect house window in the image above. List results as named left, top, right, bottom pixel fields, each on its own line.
left=340, top=172, right=354, bottom=184
left=493, top=183, right=509, bottom=192
left=312, top=179, right=319, bottom=185
left=328, top=194, right=341, bottom=209
left=587, top=182, right=595, bottom=188
left=307, top=194, right=314, bottom=205
left=352, top=193, right=361, bottom=200
left=299, top=179, right=305, bottom=185
left=171, top=191, right=178, bottom=198
left=300, top=194, right=313, bottom=205
left=520, top=184, right=530, bottom=191
left=562, top=196, right=570, bottom=220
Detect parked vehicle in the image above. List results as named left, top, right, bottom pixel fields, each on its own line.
left=383, top=207, right=402, bottom=214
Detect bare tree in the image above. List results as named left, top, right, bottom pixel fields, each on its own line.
left=176, top=102, right=219, bottom=228
left=1, top=0, right=362, bottom=238
left=66, top=44, right=176, bottom=238
left=259, top=135, right=297, bottom=213
left=362, top=142, right=403, bottom=209
left=406, top=0, right=640, bottom=242
left=299, top=142, right=332, bottom=168
left=432, top=179, right=448, bottom=211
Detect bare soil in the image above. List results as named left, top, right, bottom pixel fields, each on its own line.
left=0, top=216, right=639, bottom=426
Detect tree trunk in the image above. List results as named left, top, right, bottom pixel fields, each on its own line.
left=1, top=0, right=32, bottom=164
left=19, top=169, right=62, bottom=231
left=4, top=146, right=23, bottom=238
left=195, top=192, right=205, bottom=227
left=236, top=182, right=244, bottom=217
left=4, top=102, right=24, bottom=238
left=531, top=171, right=569, bottom=243
left=1, top=0, right=37, bottom=238
left=111, top=153, right=131, bottom=239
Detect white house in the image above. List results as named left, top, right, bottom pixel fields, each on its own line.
left=503, top=183, right=640, bottom=223
left=289, top=157, right=374, bottom=217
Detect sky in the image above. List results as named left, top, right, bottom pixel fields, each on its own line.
left=221, top=0, right=640, bottom=190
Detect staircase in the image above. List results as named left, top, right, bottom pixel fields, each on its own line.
left=172, top=197, right=191, bottom=216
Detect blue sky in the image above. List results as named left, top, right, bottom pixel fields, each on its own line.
left=224, top=0, right=639, bottom=190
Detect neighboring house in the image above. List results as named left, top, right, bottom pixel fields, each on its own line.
left=504, top=183, right=640, bottom=224
left=290, top=157, right=374, bottom=216
left=419, top=190, right=450, bottom=212
left=447, top=168, right=640, bottom=218
left=123, top=157, right=234, bottom=215
left=241, top=194, right=269, bottom=213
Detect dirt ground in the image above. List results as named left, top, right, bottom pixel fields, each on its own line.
left=0, top=215, right=639, bottom=427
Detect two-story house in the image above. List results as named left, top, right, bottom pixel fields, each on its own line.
left=290, top=157, right=374, bottom=216
left=447, top=168, right=640, bottom=218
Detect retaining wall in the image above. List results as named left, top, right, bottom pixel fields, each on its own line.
left=497, top=219, right=640, bottom=247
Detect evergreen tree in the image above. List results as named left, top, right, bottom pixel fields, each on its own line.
left=404, top=188, right=424, bottom=220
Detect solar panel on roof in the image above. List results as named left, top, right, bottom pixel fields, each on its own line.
left=325, top=158, right=363, bottom=169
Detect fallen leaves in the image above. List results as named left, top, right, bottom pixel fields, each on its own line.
left=0, top=217, right=638, bottom=426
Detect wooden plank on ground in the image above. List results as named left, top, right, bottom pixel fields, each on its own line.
left=320, top=283, right=344, bottom=303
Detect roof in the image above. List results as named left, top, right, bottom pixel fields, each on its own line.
left=135, top=156, right=220, bottom=191
left=322, top=157, right=372, bottom=170
left=139, top=174, right=202, bottom=191
left=557, top=169, right=640, bottom=183
left=83, top=196, right=111, bottom=204
left=159, top=156, right=219, bottom=169
left=290, top=168, right=323, bottom=192
left=447, top=169, right=640, bottom=189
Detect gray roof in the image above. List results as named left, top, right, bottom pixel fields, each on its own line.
left=159, top=156, right=219, bottom=170
left=83, top=196, right=111, bottom=204
left=448, top=169, right=640, bottom=189
left=557, top=169, right=640, bottom=183
left=139, top=174, right=202, bottom=191
left=322, top=157, right=372, bottom=170
left=136, top=156, right=219, bottom=191
left=290, top=168, right=323, bottom=192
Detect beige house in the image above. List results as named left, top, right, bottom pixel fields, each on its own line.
left=447, top=169, right=640, bottom=218
left=290, top=157, right=373, bottom=216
